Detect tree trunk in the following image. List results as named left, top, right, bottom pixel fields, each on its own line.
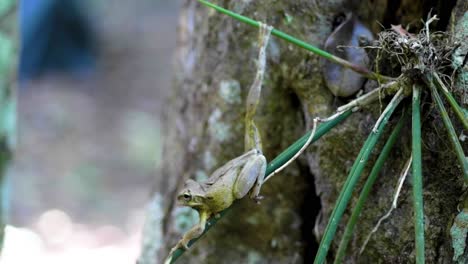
left=0, top=0, right=17, bottom=252
left=139, top=0, right=467, bottom=263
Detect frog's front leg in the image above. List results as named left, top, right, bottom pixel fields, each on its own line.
left=248, top=154, right=267, bottom=201
left=165, top=210, right=209, bottom=261
left=177, top=210, right=209, bottom=248
left=233, top=152, right=267, bottom=201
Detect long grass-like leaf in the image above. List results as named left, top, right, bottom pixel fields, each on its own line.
left=314, top=88, right=405, bottom=264
left=433, top=72, right=468, bottom=131
left=427, top=75, right=468, bottom=182
left=412, top=84, right=425, bottom=264
left=334, top=110, right=407, bottom=263
left=196, top=0, right=392, bottom=82
left=168, top=110, right=353, bottom=263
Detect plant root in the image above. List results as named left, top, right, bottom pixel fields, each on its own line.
left=360, top=156, right=412, bottom=254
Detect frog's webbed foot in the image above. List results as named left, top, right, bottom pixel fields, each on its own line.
left=164, top=220, right=205, bottom=263
left=164, top=238, right=190, bottom=264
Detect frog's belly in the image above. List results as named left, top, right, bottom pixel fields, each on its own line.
left=206, top=182, right=236, bottom=213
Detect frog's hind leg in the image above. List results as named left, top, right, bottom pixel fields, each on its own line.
left=244, top=22, right=272, bottom=152
left=249, top=154, right=267, bottom=202
left=245, top=121, right=263, bottom=152
left=207, top=149, right=257, bottom=184
left=233, top=153, right=267, bottom=200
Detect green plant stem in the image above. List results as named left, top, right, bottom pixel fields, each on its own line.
left=265, top=111, right=350, bottom=176
left=333, top=110, right=407, bottom=263
left=168, top=110, right=353, bottom=263
left=432, top=72, right=468, bottom=131
left=314, top=88, right=405, bottom=264
left=427, top=76, right=468, bottom=182
left=337, top=80, right=400, bottom=113
left=196, top=0, right=393, bottom=82
left=412, top=84, right=425, bottom=264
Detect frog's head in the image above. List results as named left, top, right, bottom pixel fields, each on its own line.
left=177, top=179, right=207, bottom=208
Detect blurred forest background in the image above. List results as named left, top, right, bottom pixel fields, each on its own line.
left=2, top=1, right=179, bottom=263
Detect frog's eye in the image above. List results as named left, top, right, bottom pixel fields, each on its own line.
left=183, top=193, right=192, bottom=201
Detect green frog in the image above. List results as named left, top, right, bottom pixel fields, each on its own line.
left=165, top=23, right=272, bottom=261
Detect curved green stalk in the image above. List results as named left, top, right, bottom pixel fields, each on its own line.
left=196, top=0, right=392, bottom=82
left=432, top=72, right=468, bottom=131
left=412, top=84, right=425, bottom=264
left=265, top=111, right=351, bottom=176
left=314, top=88, right=405, bottom=264
left=334, top=110, right=407, bottom=263
left=427, top=76, right=468, bottom=182
left=168, top=110, right=353, bottom=263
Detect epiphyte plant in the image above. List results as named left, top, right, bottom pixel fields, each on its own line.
left=165, top=0, right=468, bottom=263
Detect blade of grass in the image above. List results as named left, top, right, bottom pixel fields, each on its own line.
left=167, top=109, right=353, bottom=263
left=412, top=84, right=425, bottom=264
left=427, top=75, right=468, bottom=182
left=196, top=0, right=393, bottom=82
left=432, top=72, right=468, bottom=131
left=314, top=88, right=405, bottom=264
left=334, top=109, right=407, bottom=263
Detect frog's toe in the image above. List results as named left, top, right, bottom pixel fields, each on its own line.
left=252, top=195, right=264, bottom=204
left=181, top=241, right=190, bottom=250
left=175, top=240, right=190, bottom=251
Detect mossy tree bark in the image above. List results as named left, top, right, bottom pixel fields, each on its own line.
left=139, top=0, right=467, bottom=263
left=0, top=0, right=16, bottom=252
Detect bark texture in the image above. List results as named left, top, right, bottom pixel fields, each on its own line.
left=0, top=0, right=16, bottom=252
left=139, top=0, right=467, bottom=263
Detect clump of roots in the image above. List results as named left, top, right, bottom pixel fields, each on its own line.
left=372, top=15, right=457, bottom=77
